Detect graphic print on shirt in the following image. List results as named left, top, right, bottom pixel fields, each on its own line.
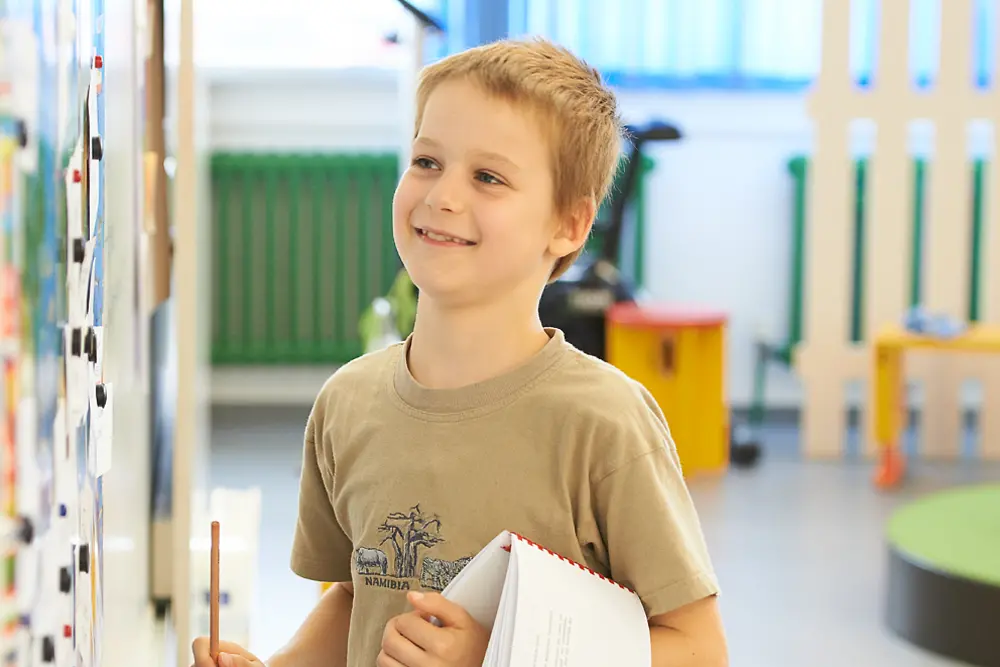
left=355, top=503, right=471, bottom=592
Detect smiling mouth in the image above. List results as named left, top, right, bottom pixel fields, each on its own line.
left=415, top=227, right=477, bottom=246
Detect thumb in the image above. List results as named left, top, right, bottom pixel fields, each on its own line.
left=407, top=591, right=471, bottom=628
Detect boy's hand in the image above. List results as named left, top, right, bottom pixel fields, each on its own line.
left=191, top=637, right=265, bottom=667
left=377, top=591, right=489, bottom=667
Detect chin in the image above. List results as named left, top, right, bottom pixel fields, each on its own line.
left=413, top=283, right=473, bottom=308
left=401, top=262, right=464, bottom=303
left=412, top=276, right=493, bottom=311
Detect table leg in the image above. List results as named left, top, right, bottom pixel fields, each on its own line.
left=873, top=344, right=905, bottom=489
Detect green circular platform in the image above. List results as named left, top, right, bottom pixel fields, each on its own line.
left=885, top=484, right=1000, bottom=667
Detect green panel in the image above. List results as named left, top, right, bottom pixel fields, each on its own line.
left=241, top=159, right=254, bottom=358
left=787, top=157, right=807, bottom=349
left=210, top=152, right=399, bottom=365
left=911, top=160, right=926, bottom=308
left=289, top=162, right=301, bottom=348
left=216, top=163, right=231, bottom=360
left=312, top=157, right=326, bottom=359
left=632, top=157, right=656, bottom=288
left=332, top=158, right=349, bottom=354
left=588, top=153, right=655, bottom=286
left=851, top=159, right=867, bottom=343
left=970, top=160, right=985, bottom=323
left=265, top=160, right=277, bottom=352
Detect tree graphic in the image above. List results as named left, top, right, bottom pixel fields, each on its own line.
left=378, top=504, right=444, bottom=578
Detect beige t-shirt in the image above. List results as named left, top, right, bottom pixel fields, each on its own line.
left=290, top=328, right=719, bottom=666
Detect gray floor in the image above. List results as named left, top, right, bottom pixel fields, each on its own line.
left=210, top=405, right=1000, bottom=666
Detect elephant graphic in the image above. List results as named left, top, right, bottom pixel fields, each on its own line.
left=355, top=547, right=389, bottom=576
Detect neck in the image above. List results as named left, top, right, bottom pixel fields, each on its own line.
left=407, top=291, right=550, bottom=390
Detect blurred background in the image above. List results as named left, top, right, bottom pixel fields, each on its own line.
left=2, top=1, right=999, bottom=666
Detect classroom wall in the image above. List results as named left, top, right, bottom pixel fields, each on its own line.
left=207, top=68, right=809, bottom=409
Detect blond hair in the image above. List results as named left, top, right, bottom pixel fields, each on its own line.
left=414, top=38, right=623, bottom=280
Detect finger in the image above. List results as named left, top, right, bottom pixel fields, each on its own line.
left=191, top=638, right=262, bottom=667
left=191, top=637, right=215, bottom=667
left=394, top=611, right=444, bottom=652
left=376, top=650, right=408, bottom=667
left=381, top=617, right=428, bottom=666
left=407, top=591, right=471, bottom=628
left=193, top=638, right=246, bottom=665
left=217, top=653, right=264, bottom=667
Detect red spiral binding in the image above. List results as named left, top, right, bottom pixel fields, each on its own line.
left=503, top=532, right=636, bottom=594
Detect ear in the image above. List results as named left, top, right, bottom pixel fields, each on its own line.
left=548, top=195, right=596, bottom=259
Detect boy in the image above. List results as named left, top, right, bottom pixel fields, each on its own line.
left=193, top=37, right=728, bottom=667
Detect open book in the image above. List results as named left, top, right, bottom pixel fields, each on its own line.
left=439, top=530, right=651, bottom=666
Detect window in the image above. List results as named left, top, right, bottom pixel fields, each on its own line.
left=190, top=0, right=995, bottom=90
left=504, top=0, right=995, bottom=90
left=195, top=0, right=446, bottom=70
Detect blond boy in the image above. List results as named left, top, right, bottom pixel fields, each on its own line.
left=193, top=38, right=728, bottom=667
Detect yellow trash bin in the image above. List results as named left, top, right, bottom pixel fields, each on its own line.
left=606, top=303, right=729, bottom=476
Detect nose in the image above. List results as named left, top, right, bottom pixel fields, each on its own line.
left=423, top=169, right=465, bottom=214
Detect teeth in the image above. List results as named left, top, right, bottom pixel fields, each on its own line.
left=422, top=229, right=471, bottom=245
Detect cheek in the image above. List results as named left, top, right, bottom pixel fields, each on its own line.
left=478, top=210, right=549, bottom=263
left=484, top=194, right=552, bottom=247
left=392, top=178, right=419, bottom=229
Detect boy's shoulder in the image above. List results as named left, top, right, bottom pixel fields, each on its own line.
left=529, top=345, right=680, bottom=477
left=541, top=346, right=673, bottom=461
left=327, top=342, right=402, bottom=386
left=549, top=345, right=663, bottom=418
left=311, top=342, right=402, bottom=417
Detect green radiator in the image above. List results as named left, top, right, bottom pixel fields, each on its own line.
left=210, top=152, right=654, bottom=366
left=589, top=154, right=655, bottom=288
left=211, top=153, right=400, bottom=364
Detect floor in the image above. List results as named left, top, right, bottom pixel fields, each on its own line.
left=210, top=405, right=1000, bottom=667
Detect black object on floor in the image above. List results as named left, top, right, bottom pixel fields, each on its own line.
left=539, top=121, right=682, bottom=361
left=884, top=486, right=1000, bottom=667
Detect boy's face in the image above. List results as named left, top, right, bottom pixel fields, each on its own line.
left=393, top=78, right=577, bottom=309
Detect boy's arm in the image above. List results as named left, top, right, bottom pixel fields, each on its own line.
left=267, top=582, right=355, bottom=667
left=592, top=387, right=728, bottom=664
left=648, top=595, right=729, bottom=667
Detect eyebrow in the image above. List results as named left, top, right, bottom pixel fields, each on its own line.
left=414, top=136, right=521, bottom=172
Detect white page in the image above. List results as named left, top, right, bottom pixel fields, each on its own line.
left=67, top=266, right=83, bottom=326
left=64, top=147, right=84, bottom=267
left=82, top=238, right=97, bottom=321
left=91, top=326, right=104, bottom=382
left=440, top=531, right=513, bottom=632
left=486, top=554, right=519, bottom=667
left=90, top=383, right=113, bottom=477
left=64, top=329, right=88, bottom=429
left=507, top=536, right=651, bottom=667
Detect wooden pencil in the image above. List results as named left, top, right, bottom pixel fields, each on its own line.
left=210, top=521, right=220, bottom=659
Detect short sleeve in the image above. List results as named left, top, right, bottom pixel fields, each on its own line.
left=289, top=403, right=355, bottom=583
left=596, top=408, right=720, bottom=618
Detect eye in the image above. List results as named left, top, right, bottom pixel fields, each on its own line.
left=475, top=171, right=504, bottom=186
left=412, top=157, right=440, bottom=170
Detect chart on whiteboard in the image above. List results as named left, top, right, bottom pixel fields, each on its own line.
left=0, top=1, right=117, bottom=665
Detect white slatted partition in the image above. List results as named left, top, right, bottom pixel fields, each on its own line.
left=797, top=0, right=1000, bottom=461
left=862, top=0, right=914, bottom=458
left=797, top=0, right=856, bottom=459
left=920, top=0, right=976, bottom=459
